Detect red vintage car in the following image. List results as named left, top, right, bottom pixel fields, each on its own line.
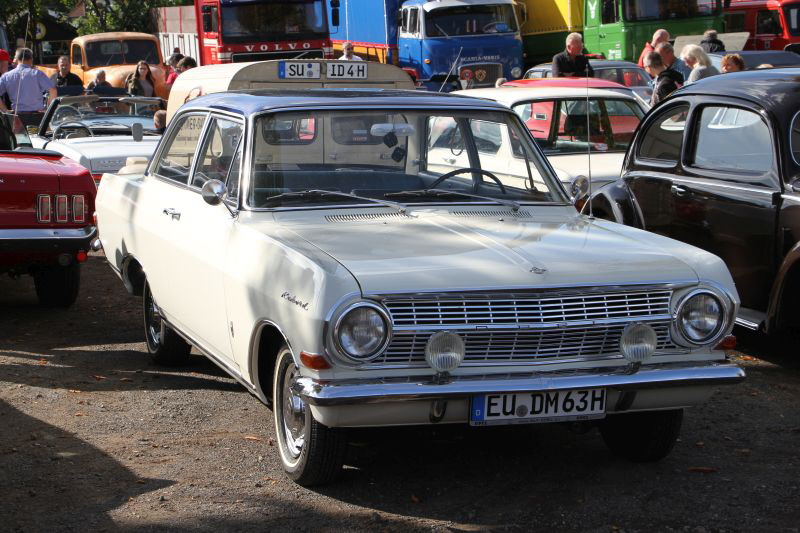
left=0, top=112, right=97, bottom=307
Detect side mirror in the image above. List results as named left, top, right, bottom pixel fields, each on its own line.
left=201, top=179, right=227, bottom=206
left=330, top=1, right=340, bottom=27
left=132, top=122, right=143, bottom=142
left=571, top=175, right=590, bottom=200
left=791, top=179, right=800, bottom=193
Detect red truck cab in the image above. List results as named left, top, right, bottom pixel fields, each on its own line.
left=0, top=113, right=97, bottom=307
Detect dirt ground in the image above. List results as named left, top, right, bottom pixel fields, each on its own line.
left=1, top=253, right=799, bottom=532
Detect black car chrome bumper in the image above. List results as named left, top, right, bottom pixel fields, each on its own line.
left=0, top=226, right=97, bottom=253
left=293, top=361, right=745, bottom=407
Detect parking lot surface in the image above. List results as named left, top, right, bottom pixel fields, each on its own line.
left=1, top=254, right=799, bottom=532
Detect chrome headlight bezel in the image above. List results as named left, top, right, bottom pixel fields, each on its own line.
left=331, top=301, right=392, bottom=363
left=671, top=287, right=732, bottom=347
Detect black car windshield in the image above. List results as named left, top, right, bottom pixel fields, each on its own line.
left=425, top=5, right=517, bottom=37
left=84, top=40, right=160, bottom=67
left=47, top=96, right=165, bottom=135
left=221, top=0, right=328, bottom=42
left=249, top=109, right=567, bottom=208
left=512, top=97, right=645, bottom=155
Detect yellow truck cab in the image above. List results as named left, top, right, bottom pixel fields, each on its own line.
left=165, top=59, right=416, bottom=121
left=39, top=33, right=170, bottom=99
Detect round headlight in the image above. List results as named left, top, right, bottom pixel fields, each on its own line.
left=336, top=304, right=389, bottom=360
left=619, top=323, right=657, bottom=363
left=425, top=331, right=465, bottom=373
left=510, top=66, right=522, bottom=79
left=678, top=292, right=724, bottom=344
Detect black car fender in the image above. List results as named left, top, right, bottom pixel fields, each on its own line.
left=580, top=179, right=644, bottom=228
left=766, top=241, right=800, bottom=335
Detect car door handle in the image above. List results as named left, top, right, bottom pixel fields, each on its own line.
left=670, top=185, right=688, bottom=197
left=162, top=208, right=181, bottom=220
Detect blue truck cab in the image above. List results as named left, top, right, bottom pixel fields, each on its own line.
left=329, top=0, right=524, bottom=91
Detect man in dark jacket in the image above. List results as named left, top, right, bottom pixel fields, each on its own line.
left=552, top=33, right=594, bottom=77
left=50, top=56, right=83, bottom=87
left=700, top=29, right=726, bottom=53
left=643, top=52, right=683, bottom=106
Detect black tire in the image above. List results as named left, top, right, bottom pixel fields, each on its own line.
left=600, top=409, right=683, bottom=462
left=273, top=345, right=346, bottom=486
left=143, top=280, right=191, bottom=366
left=34, top=263, right=80, bottom=308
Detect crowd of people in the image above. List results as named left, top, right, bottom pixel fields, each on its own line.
left=552, top=29, right=764, bottom=107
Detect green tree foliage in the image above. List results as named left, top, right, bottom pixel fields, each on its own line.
left=61, top=0, right=190, bottom=35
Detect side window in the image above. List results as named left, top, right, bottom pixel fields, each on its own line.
left=601, top=0, right=618, bottom=24
left=691, top=106, right=773, bottom=176
left=153, top=114, right=207, bottom=184
left=471, top=120, right=502, bottom=155
left=408, top=8, right=419, bottom=34
left=202, top=5, right=219, bottom=33
left=226, top=142, right=243, bottom=201
left=193, top=117, right=244, bottom=189
left=401, top=8, right=409, bottom=33
left=71, top=44, right=82, bottom=66
left=724, top=12, right=747, bottom=33
left=637, top=105, right=689, bottom=162
left=756, top=9, right=782, bottom=34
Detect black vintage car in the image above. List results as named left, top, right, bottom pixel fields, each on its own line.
left=588, top=69, right=800, bottom=344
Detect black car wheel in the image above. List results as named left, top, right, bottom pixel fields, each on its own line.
left=34, top=263, right=80, bottom=308
left=143, top=280, right=191, bottom=366
left=273, top=345, right=346, bottom=486
left=600, top=409, right=683, bottom=462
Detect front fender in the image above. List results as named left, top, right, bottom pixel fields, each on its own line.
left=766, top=241, right=800, bottom=334
left=582, top=180, right=644, bottom=228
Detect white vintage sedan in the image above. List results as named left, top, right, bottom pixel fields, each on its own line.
left=456, top=86, right=647, bottom=191
left=96, top=89, right=744, bottom=486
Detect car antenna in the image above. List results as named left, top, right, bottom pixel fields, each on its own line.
left=439, top=46, right=463, bottom=93
left=585, top=65, right=594, bottom=219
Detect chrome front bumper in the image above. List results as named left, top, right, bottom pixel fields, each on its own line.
left=293, top=361, right=745, bottom=407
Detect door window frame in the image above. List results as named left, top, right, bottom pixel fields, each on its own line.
left=634, top=102, right=690, bottom=169
left=190, top=113, right=246, bottom=193
left=148, top=111, right=211, bottom=187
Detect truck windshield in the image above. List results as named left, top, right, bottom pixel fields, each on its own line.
left=249, top=109, right=567, bottom=209
left=85, top=40, right=160, bottom=68
left=622, top=0, right=721, bottom=21
left=425, top=5, right=518, bottom=37
left=220, top=0, right=328, bottom=42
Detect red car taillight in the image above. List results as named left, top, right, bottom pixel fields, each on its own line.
left=72, top=195, right=86, bottom=223
left=37, top=194, right=52, bottom=223
left=55, top=194, right=68, bottom=223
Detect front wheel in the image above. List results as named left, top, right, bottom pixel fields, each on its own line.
left=273, top=346, right=346, bottom=486
left=143, top=280, right=191, bottom=366
left=34, top=263, right=80, bottom=307
left=600, top=409, right=683, bottom=462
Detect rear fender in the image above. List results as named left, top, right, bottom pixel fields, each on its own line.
left=766, top=242, right=800, bottom=334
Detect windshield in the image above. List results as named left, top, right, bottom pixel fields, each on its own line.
left=85, top=40, right=160, bottom=68
left=249, top=109, right=566, bottom=208
left=221, top=0, right=328, bottom=42
left=622, top=0, right=721, bottom=21
left=512, top=98, right=644, bottom=155
left=48, top=97, right=165, bottom=135
left=425, top=5, right=518, bottom=37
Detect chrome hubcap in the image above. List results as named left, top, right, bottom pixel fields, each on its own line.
left=281, top=363, right=306, bottom=459
left=146, top=288, right=163, bottom=347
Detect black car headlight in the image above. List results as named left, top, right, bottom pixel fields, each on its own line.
left=334, top=302, right=391, bottom=361
left=675, top=290, right=725, bottom=345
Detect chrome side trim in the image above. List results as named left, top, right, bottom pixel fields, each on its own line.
left=293, top=362, right=745, bottom=406
left=734, top=317, right=761, bottom=330
left=0, top=226, right=96, bottom=240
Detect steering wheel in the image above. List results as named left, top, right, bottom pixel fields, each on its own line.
left=482, top=21, right=500, bottom=32
left=52, top=105, right=82, bottom=123
left=53, top=121, right=94, bottom=139
left=428, top=167, right=507, bottom=194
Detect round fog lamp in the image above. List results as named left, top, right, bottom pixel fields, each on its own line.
left=425, top=332, right=465, bottom=373
left=620, top=323, right=657, bottom=363
left=511, top=66, right=522, bottom=79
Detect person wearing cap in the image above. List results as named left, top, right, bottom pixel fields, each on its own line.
left=0, top=48, right=57, bottom=123
left=0, top=49, right=9, bottom=75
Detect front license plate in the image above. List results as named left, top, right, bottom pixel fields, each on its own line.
left=326, top=61, right=368, bottom=79
left=278, top=61, right=321, bottom=79
left=470, top=389, right=606, bottom=426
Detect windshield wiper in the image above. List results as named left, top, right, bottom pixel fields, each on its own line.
left=263, top=189, right=408, bottom=213
left=385, top=188, right=520, bottom=212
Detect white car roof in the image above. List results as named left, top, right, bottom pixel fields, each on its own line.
left=454, top=87, right=640, bottom=107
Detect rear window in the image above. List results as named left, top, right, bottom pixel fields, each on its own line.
left=691, top=106, right=773, bottom=176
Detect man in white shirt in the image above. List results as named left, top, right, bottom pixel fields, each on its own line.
left=339, top=42, right=363, bottom=61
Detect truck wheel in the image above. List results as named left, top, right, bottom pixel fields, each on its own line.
left=600, top=409, right=683, bottom=462
left=34, top=263, right=80, bottom=308
left=143, top=280, right=191, bottom=366
left=273, top=345, right=346, bottom=486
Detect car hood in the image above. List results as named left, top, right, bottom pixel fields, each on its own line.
left=274, top=206, right=701, bottom=294
left=548, top=152, right=625, bottom=187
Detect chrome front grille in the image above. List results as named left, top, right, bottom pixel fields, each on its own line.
left=375, top=290, right=678, bottom=367
left=384, top=291, right=672, bottom=328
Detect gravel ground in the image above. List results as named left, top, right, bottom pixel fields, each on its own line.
left=1, top=254, right=799, bottom=532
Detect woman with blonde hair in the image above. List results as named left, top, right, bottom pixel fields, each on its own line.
left=125, top=61, right=156, bottom=97
left=680, top=44, right=719, bottom=83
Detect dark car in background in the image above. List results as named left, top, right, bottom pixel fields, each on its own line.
left=587, top=70, right=800, bottom=345
left=524, top=60, right=653, bottom=104
left=708, top=50, right=800, bottom=69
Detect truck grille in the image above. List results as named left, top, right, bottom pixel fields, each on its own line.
left=232, top=50, right=324, bottom=62
left=376, top=290, right=678, bottom=366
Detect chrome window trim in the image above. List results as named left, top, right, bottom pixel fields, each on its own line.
left=790, top=109, right=800, bottom=167
left=147, top=111, right=210, bottom=187
left=186, top=113, right=246, bottom=195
